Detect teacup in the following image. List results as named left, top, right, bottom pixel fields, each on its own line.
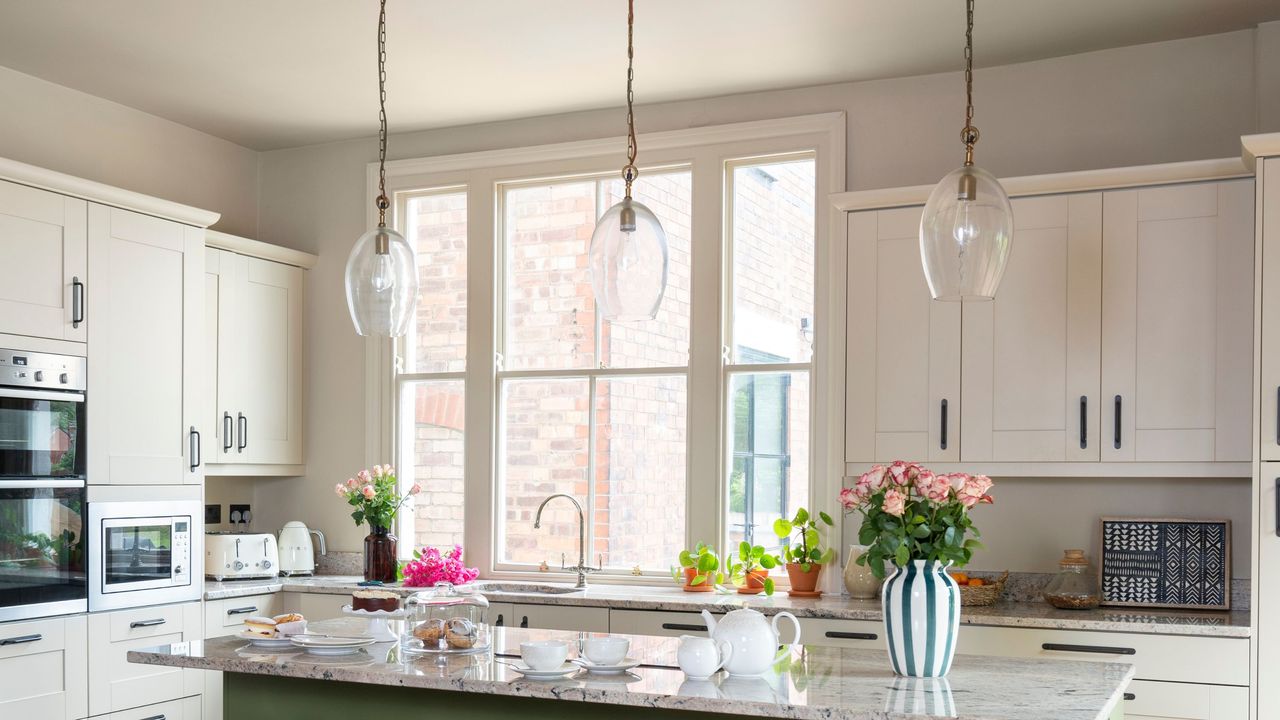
left=520, top=640, right=569, bottom=671
left=579, top=636, right=629, bottom=665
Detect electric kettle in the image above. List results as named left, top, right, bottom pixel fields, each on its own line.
left=277, top=521, right=326, bottom=576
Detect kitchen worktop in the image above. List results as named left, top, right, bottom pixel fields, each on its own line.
left=130, top=619, right=1133, bottom=720
left=205, top=575, right=1251, bottom=638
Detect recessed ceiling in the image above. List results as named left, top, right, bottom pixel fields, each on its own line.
left=0, top=1, right=1276, bottom=150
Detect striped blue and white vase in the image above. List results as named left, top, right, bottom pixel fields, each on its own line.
left=881, top=559, right=961, bottom=677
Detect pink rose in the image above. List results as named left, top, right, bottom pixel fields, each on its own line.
left=357, top=469, right=371, bottom=484
left=863, top=464, right=888, bottom=491
left=361, top=485, right=376, bottom=500
left=333, top=483, right=346, bottom=496
left=385, top=465, right=395, bottom=477
left=410, top=483, right=422, bottom=495
left=914, top=470, right=950, bottom=503
left=881, top=488, right=906, bottom=517
left=887, top=461, right=910, bottom=485
left=957, top=474, right=994, bottom=508
left=372, top=464, right=384, bottom=478
left=839, top=486, right=859, bottom=512
left=346, top=477, right=359, bottom=489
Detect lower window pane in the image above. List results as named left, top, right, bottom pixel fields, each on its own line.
left=727, top=371, right=809, bottom=553
left=594, top=375, right=687, bottom=571
left=400, top=381, right=466, bottom=551
left=500, top=378, right=590, bottom=566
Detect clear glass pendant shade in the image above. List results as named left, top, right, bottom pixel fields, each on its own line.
left=344, top=225, right=420, bottom=337
left=919, top=164, right=1014, bottom=301
left=589, top=197, right=669, bottom=321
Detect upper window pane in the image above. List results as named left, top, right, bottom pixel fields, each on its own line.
left=403, top=190, right=467, bottom=374
left=730, top=158, right=816, bottom=364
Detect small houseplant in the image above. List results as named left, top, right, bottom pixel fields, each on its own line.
left=671, top=542, right=724, bottom=592
left=334, top=464, right=420, bottom=583
left=841, top=461, right=993, bottom=678
left=773, top=507, right=836, bottom=597
left=728, top=541, right=779, bottom=596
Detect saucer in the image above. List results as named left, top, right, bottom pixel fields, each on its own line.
left=508, top=662, right=579, bottom=679
left=237, top=632, right=296, bottom=649
left=572, top=657, right=642, bottom=675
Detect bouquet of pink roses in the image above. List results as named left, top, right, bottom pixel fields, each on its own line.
left=333, top=464, right=420, bottom=531
left=401, top=545, right=479, bottom=587
left=840, top=461, right=993, bottom=579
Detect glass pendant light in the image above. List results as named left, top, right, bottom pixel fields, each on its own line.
left=588, top=0, right=669, bottom=322
left=919, top=0, right=1013, bottom=302
left=345, top=0, right=419, bottom=337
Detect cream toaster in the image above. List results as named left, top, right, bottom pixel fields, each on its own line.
left=205, top=532, right=279, bottom=580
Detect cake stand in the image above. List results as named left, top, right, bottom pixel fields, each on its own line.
left=340, top=604, right=406, bottom=642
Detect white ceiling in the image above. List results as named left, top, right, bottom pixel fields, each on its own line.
left=1, top=1, right=1276, bottom=151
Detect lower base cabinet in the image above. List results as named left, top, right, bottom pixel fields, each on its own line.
left=88, top=601, right=203, bottom=716
left=203, top=594, right=282, bottom=720
left=103, top=695, right=202, bottom=720
left=510, top=603, right=609, bottom=633
left=279, top=592, right=347, bottom=621
left=1125, top=679, right=1248, bottom=720
left=0, top=614, right=87, bottom=719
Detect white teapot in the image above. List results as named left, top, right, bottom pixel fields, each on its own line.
left=701, top=607, right=801, bottom=677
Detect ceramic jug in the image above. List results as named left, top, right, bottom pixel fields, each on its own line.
left=701, top=607, right=800, bottom=677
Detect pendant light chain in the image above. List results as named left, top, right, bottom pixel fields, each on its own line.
left=961, top=0, right=979, bottom=166
left=375, top=0, right=390, bottom=227
left=622, top=0, right=638, bottom=198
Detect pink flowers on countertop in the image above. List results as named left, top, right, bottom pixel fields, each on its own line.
left=402, top=545, right=479, bottom=587
left=335, top=463, right=422, bottom=531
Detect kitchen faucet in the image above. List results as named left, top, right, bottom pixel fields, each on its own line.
left=532, top=493, right=602, bottom=589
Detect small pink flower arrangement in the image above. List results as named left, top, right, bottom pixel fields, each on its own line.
left=402, top=545, right=479, bottom=587
left=840, top=460, right=993, bottom=578
left=333, top=464, right=420, bottom=530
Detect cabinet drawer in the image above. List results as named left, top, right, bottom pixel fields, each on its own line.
left=957, top=625, right=1247, bottom=686
left=608, top=610, right=715, bottom=638
left=205, top=594, right=282, bottom=637
left=512, top=603, right=608, bottom=632
left=484, top=602, right=515, bottom=628
left=103, top=695, right=201, bottom=720
left=0, top=615, right=87, bottom=719
left=280, top=592, right=348, bottom=621
left=1125, top=679, right=1248, bottom=720
left=797, top=617, right=882, bottom=649
left=89, top=601, right=202, bottom=716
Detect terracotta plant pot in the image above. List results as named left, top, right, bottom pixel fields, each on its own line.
left=786, top=562, right=824, bottom=597
left=682, top=566, right=715, bottom=593
left=737, top=569, right=769, bottom=594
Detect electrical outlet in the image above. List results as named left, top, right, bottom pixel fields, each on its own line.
left=205, top=504, right=221, bottom=524
left=229, top=504, right=251, bottom=526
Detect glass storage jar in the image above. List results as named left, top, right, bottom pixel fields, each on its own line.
left=402, top=581, right=491, bottom=654
left=1042, top=549, right=1100, bottom=610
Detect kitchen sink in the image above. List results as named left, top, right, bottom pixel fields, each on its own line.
left=479, top=582, right=585, bottom=595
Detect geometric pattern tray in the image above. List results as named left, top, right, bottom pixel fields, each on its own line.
left=1099, top=517, right=1230, bottom=610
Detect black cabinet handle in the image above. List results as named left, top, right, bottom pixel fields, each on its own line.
left=661, top=623, right=707, bottom=632
left=189, top=426, right=201, bottom=471
left=1042, top=642, right=1134, bottom=655
left=825, top=631, right=877, bottom=641
left=940, top=399, right=948, bottom=450
left=71, top=276, right=85, bottom=328
left=1275, top=387, right=1279, bottom=446
left=237, top=412, right=247, bottom=452
left=1123, top=693, right=1136, bottom=701
left=140, top=715, right=166, bottom=720
left=227, top=606, right=258, bottom=616
left=130, top=619, right=166, bottom=629
left=495, top=614, right=504, bottom=627
left=222, top=413, right=234, bottom=452
left=1079, top=396, right=1087, bottom=449
left=0, top=633, right=42, bottom=646
left=1274, top=478, right=1279, bottom=538
left=1113, top=396, right=1122, bottom=449
left=519, top=616, right=528, bottom=629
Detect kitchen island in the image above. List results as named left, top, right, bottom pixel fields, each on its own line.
left=130, top=619, right=1132, bottom=720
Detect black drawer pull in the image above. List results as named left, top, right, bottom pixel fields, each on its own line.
left=1275, top=478, right=1280, bottom=538
left=661, top=623, right=707, bottom=632
left=1113, top=395, right=1122, bottom=449
left=1079, top=396, right=1087, bottom=449
left=825, top=631, right=877, bottom=641
left=0, top=633, right=42, bottom=646
left=130, top=619, right=167, bottom=629
left=1123, top=693, right=1136, bottom=701
left=519, top=616, right=528, bottom=629
left=227, top=606, right=259, bottom=616
left=940, top=399, right=948, bottom=450
left=140, top=715, right=166, bottom=720
left=494, top=614, right=504, bottom=627
left=1042, top=642, right=1134, bottom=655
left=189, top=426, right=201, bottom=471
left=71, top=276, right=85, bottom=328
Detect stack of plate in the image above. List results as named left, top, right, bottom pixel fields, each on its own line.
left=289, top=635, right=377, bottom=656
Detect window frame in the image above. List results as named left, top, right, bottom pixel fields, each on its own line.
left=367, top=113, right=846, bottom=588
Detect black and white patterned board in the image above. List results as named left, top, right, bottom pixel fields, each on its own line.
left=1099, top=517, right=1231, bottom=611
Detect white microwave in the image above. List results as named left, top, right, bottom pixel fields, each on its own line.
left=88, top=500, right=203, bottom=611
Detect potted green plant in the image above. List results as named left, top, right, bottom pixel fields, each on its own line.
left=774, top=507, right=836, bottom=597
left=728, top=541, right=779, bottom=595
left=670, top=542, right=724, bottom=592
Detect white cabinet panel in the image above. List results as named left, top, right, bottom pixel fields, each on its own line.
left=847, top=207, right=960, bottom=464
left=962, top=194, right=1102, bottom=462
left=106, top=696, right=202, bottom=720
left=1125, top=679, right=1248, bottom=720
left=1258, top=462, right=1280, bottom=718
left=88, top=204, right=204, bottom=484
left=1102, top=180, right=1253, bottom=462
left=0, top=614, right=87, bottom=720
left=512, top=603, right=609, bottom=632
left=88, top=601, right=202, bottom=716
left=484, top=602, right=515, bottom=629
left=608, top=609, right=713, bottom=638
left=280, top=592, right=348, bottom=621
left=0, top=180, right=87, bottom=343
left=1261, top=159, right=1280, bottom=461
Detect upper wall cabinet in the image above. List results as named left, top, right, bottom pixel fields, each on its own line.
left=0, top=179, right=87, bottom=343
left=87, top=204, right=204, bottom=485
left=205, top=232, right=312, bottom=474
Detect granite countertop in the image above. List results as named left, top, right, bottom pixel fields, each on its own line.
left=129, top=619, right=1133, bottom=720
left=205, top=575, right=1251, bottom=638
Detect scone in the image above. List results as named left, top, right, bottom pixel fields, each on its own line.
left=351, top=588, right=400, bottom=612
left=243, top=616, right=277, bottom=638
left=412, top=618, right=445, bottom=646
left=444, top=617, right=478, bottom=649
left=272, top=613, right=307, bottom=636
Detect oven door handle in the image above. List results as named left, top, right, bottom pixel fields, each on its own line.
left=0, top=478, right=86, bottom=489
left=0, top=387, right=86, bottom=403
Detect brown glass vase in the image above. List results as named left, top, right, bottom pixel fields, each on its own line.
left=363, top=525, right=398, bottom=583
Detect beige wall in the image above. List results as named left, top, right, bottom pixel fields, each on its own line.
left=0, top=66, right=259, bottom=236
left=255, top=28, right=1277, bottom=567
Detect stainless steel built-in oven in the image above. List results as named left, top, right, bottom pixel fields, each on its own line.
left=88, top=500, right=202, bottom=611
left=0, top=349, right=88, bottom=621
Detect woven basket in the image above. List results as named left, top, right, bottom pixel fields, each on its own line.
left=956, top=571, right=1009, bottom=607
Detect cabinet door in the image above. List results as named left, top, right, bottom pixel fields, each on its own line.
left=87, top=205, right=204, bottom=484
left=87, top=601, right=202, bottom=716
left=0, top=614, right=87, bottom=720
left=1258, top=463, right=1280, bottom=718
left=846, top=207, right=961, bottom=463
left=484, top=602, right=516, bottom=629
left=1260, top=159, right=1280, bottom=460
left=205, top=248, right=239, bottom=464
left=233, top=256, right=304, bottom=465
left=1101, top=180, right=1253, bottom=462
left=512, top=603, right=609, bottom=632
left=0, top=180, right=87, bottom=342
left=961, top=193, right=1102, bottom=462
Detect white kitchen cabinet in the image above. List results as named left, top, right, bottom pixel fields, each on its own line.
left=87, top=203, right=204, bottom=485
left=846, top=206, right=961, bottom=464
left=1101, top=179, right=1254, bottom=462
left=204, top=233, right=309, bottom=473
left=105, top=696, right=203, bottom=720
left=1258, top=463, right=1280, bottom=718
left=203, top=594, right=281, bottom=720
left=0, top=179, right=87, bottom=343
left=608, top=609, right=713, bottom=638
left=87, top=601, right=202, bottom=716
left=961, top=194, right=1103, bottom=462
left=1259, top=158, right=1280, bottom=462
left=1125, top=679, right=1249, bottom=720
left=512, top=603, right=609, bottom=632
left=0, top=614, right=87, bottom=720
left=279, top=592, right=348, bottom=621
left=484, top=602, right=516, bottom=629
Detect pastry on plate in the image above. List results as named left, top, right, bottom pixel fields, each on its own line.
left=351, top=588, right=400, bottom=613
left=243, top=616, right=278, bottom=638
left=412, top=618, right=445, bottom=646
left=444, top=617, right=478, bottom=649
left=272, top=613, right=307, bottom=636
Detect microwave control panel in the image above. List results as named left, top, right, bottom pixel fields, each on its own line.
left=172, top=519, right=191, bottom=582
